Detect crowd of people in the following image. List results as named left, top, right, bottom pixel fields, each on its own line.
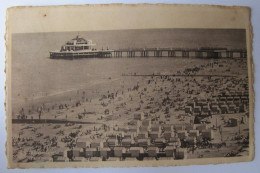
left=12, top=58, right=250, bottom=162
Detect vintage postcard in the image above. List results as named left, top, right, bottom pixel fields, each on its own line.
left=5, top=4, right=254, bottom=168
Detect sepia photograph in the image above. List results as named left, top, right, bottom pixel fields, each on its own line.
left=5, top=4, right=254, bottom=168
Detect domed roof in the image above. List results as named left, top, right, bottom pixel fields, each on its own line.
left=66, top=35, right=90, bottom=45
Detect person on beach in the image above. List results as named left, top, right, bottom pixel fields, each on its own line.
left=38, top=111, right=42, bottom=120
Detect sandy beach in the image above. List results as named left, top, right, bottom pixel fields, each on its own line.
left=11, top=57, right=250, bottom=162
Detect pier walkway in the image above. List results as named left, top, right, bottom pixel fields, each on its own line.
left=112, top=48, right=247, bottom=59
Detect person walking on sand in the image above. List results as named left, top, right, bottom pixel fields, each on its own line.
left=38, top=111, right=42, bottom=120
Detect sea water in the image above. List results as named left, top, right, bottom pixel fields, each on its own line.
left=10, top=29, right=246, bottom=113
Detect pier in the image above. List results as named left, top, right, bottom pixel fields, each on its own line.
left=112, top=48, right=247, bottom=59
left=50, top=35, right=247, bottom=59
left=49, top=35, right=247, bottom=59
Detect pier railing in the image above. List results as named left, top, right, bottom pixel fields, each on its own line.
left=112, top=48, right=247, bottom=59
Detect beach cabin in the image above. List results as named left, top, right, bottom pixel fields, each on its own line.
left=201, top=129, right=214, bottom=140
left=238, top=104, right=246, bottom=112
left=128, top=126, right=138, bottom=133
left=121, top=138, right=134, bottom=147
left=113, top=147, right=126, bottom=157
left=233, top=100, right=240, bottom=107
left=184, top=124, right=195, bottom=131
left=193, top=106, right=202, bottom=116
left=219, top=96, right=227, bottom=102
left=54, top=148, right=68, bottom=158
left=137, top=138, right=151, bottom=147
left=185, top=137, right=197, bottom=146
left=147, top=147, right=159, bottom=157
left=163, top=124, right=174, bottom=132
left=174, top=124, right=185, bottom=131
left=154, top=138, right=166, bottom=148
left=149, top=131, right=160, bottom=140
left=168, top=137, right=181, bottom=147
left=220, top=105, right=229, bottom=114
left=106, top=132, right=118, bottom=139
left=175, top=148, right=187, bottom=160
left=69, top=147, right=84, bottom=158
left=138, top=126, right=150, bottom=132
left=226, top=96, right=234, bottom=102
left=137, top=132, right=149, bottom=139
left=142, top=119, right=151, bottom=127
left=106, top=138, right=118, bottom=147
left=85, top=148, right=98, bottom=158
left=188, top=130, right=200, bottom=138
left=196, top=100, right=208, bottom=107
left=76, top=138, right=89, bottom=148
left=124, top=131, right=137, bottom=139
left=129, top=147, right=144, bottom=157
left=218, top=100, right=226, bottom=106
left=186, top=101, right=195, bottom=108
left=226, top=100, right=234, bottom=106
left=228, top=104, right=237, bottom=113
left=241, top=96, right=249, bottom=104
left=165, top=146, right=176, bottom=157
left=211, top=105, right=220, bottom=115
left=201, top=106, right=210, bottom=116
left=139, top=126, right=150, bottom=133
left=151, top=124, right=162, bottom=133
left=163, top=130, right=174, bottom=140
left=90, top=139, right=104, bottom=148
left=100, top=147, right=111, bottom=159
left=177, top=130, right=188, bottom=140
left=185, top=106, right=193, bottom=114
